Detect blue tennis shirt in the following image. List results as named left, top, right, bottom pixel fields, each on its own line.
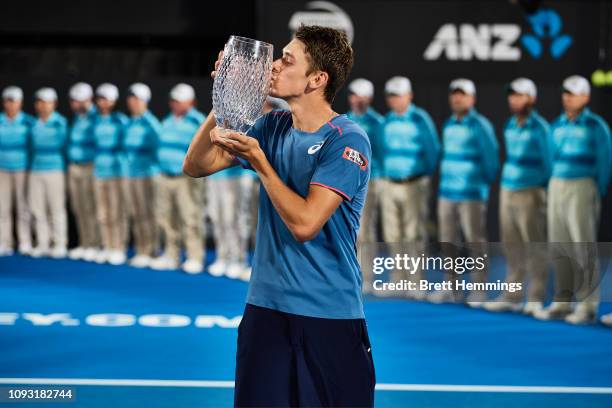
left=237, top=110, right=371, bottom=319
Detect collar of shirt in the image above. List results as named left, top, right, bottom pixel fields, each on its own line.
left=388, top=104, right=416, bottom=121
left=509, top=110, right=539, bottom=129
left=450, top=108, right=476, bottom=124
left=37, top=111, right=60, bottom=126
left=0, top=111, right=24, bottom=124
left=560, top=107, right=591, bottom=125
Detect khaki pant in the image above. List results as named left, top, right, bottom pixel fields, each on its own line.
left=0, top=170, right=31, bottom=249
left=29, top=171, right=67, bottom=249
left=438, top=198, right=488, bottom=285
left=237, top=175, right=256, bottom=263
left=125, top=177, right=157, bottom=257
left=157, top=175, right=204, bottom=262
left=499, top=187, right=547, bottom=302
left=68, top=164, right=99, bottom=248
left=358, top=179, right=381, bottom=287
left=382, top=177, right=430, bottom=283
left=548, top=177, right=600, bottom=311
left=207, top=178, right=240, bottom=263
left=94, top=178, right=126, bottom=251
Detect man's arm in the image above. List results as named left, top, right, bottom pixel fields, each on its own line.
left=182, top=111, right=237, bottom=177
left=212, top=131, right=343, bottom=242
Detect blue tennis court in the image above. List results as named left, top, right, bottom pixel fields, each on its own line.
left=1, top=254, right=611, bottom=407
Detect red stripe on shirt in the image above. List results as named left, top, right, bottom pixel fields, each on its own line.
left=310, top=182, right=350, bottom=201
left=327, top=121, right=343, bottom=136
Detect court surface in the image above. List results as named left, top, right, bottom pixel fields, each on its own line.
left=1, top=254, right=611, bottom=407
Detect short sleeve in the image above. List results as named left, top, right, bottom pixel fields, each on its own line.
left=310, top=131, right=371, bottom=201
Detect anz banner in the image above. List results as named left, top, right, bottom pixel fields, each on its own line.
left=255, top=0, right=601, bottom=82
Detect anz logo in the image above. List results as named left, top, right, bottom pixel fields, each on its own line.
left=424, top=8, right=572, bottom=61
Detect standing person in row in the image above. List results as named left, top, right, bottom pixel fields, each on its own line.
left=123, top=83, right=161, bottom=268
left=433, top=79, right=499, bottom=305
left=380, top=76, right=439, bottom=297
left=484, top=78, right=551, bottom=315
left=67, top=82, right=99, bottom=262
left=92, top=83, right=128, bottom=265
left=150, top=83, right=206, bottom=274
left=0, top=86, right=33, bottom=256
left=535, top=75, right=611, bottom=324
left=29, top=88, right=69, bottom=258
left=346, top=78, right=384, bottom=292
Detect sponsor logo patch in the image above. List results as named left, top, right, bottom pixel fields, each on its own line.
left=342, top=146, right=368, bottom=170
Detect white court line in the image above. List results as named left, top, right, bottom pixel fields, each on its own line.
left=0, top=379, right=612, bottom=394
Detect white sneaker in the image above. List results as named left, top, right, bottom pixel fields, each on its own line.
left=18, top=243, right=32, bottom=256
left=68, top=247, right=85, bottom=260
left=150, top=256, right=179, bottom=271
left=208, top=260, right=227, bottom=277
left=522, top=301, right=544, bottom=316
left=226, top=262, right=247, bottom=279
left=30, top=246, right=49, bottom=258
left=565, top=305, right=597, bottom=325
left=82, top=247, right=99, bottom=262
left=50, top=246, right=68, bottom=259
left=94, top=250, right=109, bottom=264
left=107, top=250, right=126, bottom=265
left=601, top=313, right=612, bottom=327
left=428, top=289, right=457, bottom=304
left=239, top=266, right=252, bottom=282
left=129, top=255, right=152, bottom=268
left=483, top=300, right=523, bottom=313
left=533, top=302, right=573, bottom=321
left=182, top=259, right=204, bottom=274
left=0, top=246, right=14, bottom=257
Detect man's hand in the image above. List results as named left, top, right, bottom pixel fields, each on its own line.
left=210, top=128, right=264, bottom=168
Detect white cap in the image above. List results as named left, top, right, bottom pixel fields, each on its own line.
left=69, top=82, right=93, bottom=102
left=169, top=83, right=195, bottom=102
left=348, top=78, right=374, bottom=98
left=35, top=87, right=58, bottom=102
left=128, top=82, right=151, bottom=102
left=96, top=83, right=119, bottom=102
left=2, top=86, right=23, bottom=101
left=449, top=78, right=476, bottom=96
left=562, top=75, right=590, bottom=96
left=385, top=76, right=412, bottom=95
left=508, top=77, right=537, bottom=98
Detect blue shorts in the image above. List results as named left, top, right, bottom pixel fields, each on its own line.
left=234, top=304, right=376, bottom=407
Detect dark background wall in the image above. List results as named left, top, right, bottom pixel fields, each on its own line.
left=1, top=0, right=611, bottom=241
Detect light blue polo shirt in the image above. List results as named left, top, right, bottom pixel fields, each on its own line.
left=0, top=112, right=34, bottom=172
left=236, top=110, right=371, bottom=319
left=92, top=112, right=128, bottom=179
left=30, top=112, right=68, bottom=172
left=124, top=110, right=161, bottom=178
left=68, top=106, right=97, bottom=164
left=158, top=108, right=205, bottom=176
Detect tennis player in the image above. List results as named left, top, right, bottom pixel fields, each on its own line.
left=184, top=25, right=375, bottom=407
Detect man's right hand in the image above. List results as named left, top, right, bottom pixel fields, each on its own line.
left=210, top=50, right=224, bottom=79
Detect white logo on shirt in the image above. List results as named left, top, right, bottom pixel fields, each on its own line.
left=308, top=142, right=325, bottom=154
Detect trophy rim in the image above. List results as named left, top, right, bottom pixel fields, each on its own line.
left=228, top=35, right=273, bottom=49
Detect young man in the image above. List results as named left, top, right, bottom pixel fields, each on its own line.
left=67, top=82, right=99, bottom=262
left=346, top=78, right=384, bottom=293
left=184, top=26, right=375, bottom=407
left=123, top=83, right=161, bottom=268
left=29, top=88, right=69, bottom=258
left=484, top=78, right=551, bottom=315
left=534, top=75, right=611, bottom=324
left=380, top=76, right=439, bottom=298
left=0, top=86, right=33, bottom=256
left=92, top=83, right=129, bottom=265
left=150, top=83, right=206, bottom=274
left=434, top=79, right=499, bottom=306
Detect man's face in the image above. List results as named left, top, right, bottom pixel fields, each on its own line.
left=96, top=97, right=115, bottom=114
left=449, top=90, right=475, bottom=114
left=169, top=99, right=193, bottom=116
left=270, top=39, right=320, bottom=100
left=386, top=93, right=412, bottom=114
left=34, top=100, right=55, bottom=117
left=508, top=93, right=534, bottom=115
left=127, top=95, right=147, bottom=116
left=348, top=93, right=371, bottom=113
left=562, top=92, right=589, bottom=114
left=3, top=99, right=22, bottom=116
left=70, top=99, right=91, bottom=115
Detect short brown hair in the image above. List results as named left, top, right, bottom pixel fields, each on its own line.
left=295, top=25, right=354, bottom=104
